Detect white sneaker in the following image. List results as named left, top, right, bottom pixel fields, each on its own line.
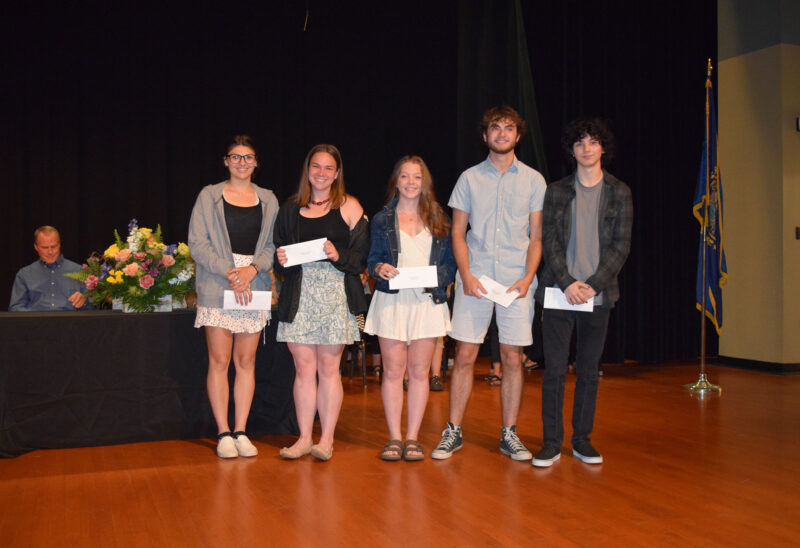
left=216, top=434, right=238, bottom=458
left=234, top=433, right=258, bottom=457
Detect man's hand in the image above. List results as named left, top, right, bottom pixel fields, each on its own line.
left=507, top=275, right=534, bottom=298
left=461, top=272, right=487, bottom=299
left=68, top=291, right=87, bottom=309
left=564, top=281, right=595, bottom=305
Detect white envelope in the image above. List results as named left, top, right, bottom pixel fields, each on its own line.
left=282, top=238, right=328, bottom=267
left=477, top=275, right=519, bottom=308
left=543, top=287, right=594, bottom=312
left=389, top=265, right=438, bottom=290
left=223, top=290, right=272, bottom=310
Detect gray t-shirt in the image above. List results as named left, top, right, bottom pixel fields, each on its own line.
left=567, top=176, right=603, bottom=305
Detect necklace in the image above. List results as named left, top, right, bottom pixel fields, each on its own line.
left=310, top=197, right=330, bottom=206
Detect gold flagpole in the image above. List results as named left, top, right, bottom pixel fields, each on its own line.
left=686, top=59, right=721, bottom=395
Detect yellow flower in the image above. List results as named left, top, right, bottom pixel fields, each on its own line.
left=104, top=244, right=120, bottom=259
left=176, top=242, right=190, bottom=256
left=139, top=228, right=153, bottom=239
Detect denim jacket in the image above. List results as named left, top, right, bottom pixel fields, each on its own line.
left=367, top=198, right=456, bottom=304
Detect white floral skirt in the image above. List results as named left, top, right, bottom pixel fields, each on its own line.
left=194, top=253, right=270, bottom=334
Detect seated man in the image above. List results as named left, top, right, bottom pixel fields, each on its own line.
left=9, top=226, right=89, bottom=311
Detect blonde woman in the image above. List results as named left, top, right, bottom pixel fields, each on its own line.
left=365, top=156, right=455, bottom=461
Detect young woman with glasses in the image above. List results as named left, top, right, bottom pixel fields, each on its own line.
left=188, top=135, right=279, bottom=458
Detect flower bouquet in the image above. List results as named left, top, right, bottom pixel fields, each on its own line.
left=66, top=219, right=195, bottom=312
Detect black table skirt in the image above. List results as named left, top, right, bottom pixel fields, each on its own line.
left=0, top=310, right=297, bottom=457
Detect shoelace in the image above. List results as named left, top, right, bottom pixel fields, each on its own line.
left=437, top=427, right=460, bottom=448
left=503, top=430, right=527, bottom=452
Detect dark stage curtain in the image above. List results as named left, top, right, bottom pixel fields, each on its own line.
left=1, top=3, right=459, bottom=306
left=2, top=2, right=717, bottom=363
left=518, top=0, right=719, bottom=362
left=456, top=0, right=550, bottom=180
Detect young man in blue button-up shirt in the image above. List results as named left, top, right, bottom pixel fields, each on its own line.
left=433, top=106, right=546, bottom=461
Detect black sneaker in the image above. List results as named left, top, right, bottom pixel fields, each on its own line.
left=572, top=441, right=603, bottom=464
left=499, top=425, right=532, bottom=460
left=429, top=375, right=444, bottom=391
left=431, top=422, right=463, bottom=459
left=532, top=445, right=561, bottom=467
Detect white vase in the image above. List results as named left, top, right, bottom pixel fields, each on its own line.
left=153, top=295, right=172, bottom=312
left=122, top=295, right=172, bottom=313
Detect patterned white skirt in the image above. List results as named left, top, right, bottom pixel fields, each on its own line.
left=194, top=253, right=270, bottom=334
left=276, top=261, right=359, bottom=345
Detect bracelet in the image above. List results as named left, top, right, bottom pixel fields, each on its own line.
left=250, top=264, right=259, bottom=274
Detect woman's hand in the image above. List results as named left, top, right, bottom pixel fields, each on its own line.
left=324, top=240, right=340, bottom=262
left=226, top=266, right=256, bottom=305
left=375, top=262, right=399, bottom=280
left=227, top=265, right=256, bottom=288
left=276, top=247, right=288, bottom=266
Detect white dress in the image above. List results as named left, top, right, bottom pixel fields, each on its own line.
left=364, top=229, right=451, bottom=341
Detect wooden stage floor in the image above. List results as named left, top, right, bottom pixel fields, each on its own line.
left=1, top=360, right=798, bottom=547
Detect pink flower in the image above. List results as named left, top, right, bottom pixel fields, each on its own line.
left=82, top=263, right=89, bottom=270
left=138, top=275, right=154, bottom=289
left=122, top=263, right=141, bottom=277
left=115, top=249, right=131, bottom=262
left=161, top=254, right=175, bottom=267
left=149, top=268, right=159, bottom=277
left=85, top=275, right=99, bottom=290
left=134, top=252, right=147, bottom=261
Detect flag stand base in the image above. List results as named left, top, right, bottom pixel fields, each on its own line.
left=684, top=373, right=721, bottom=394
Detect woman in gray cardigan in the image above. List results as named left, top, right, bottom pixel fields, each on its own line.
left=188, top=135, right=279, bottom=459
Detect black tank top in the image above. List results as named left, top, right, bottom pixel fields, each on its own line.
left=224, top=199, right=262, bottom=254
left=298, top=208, right=350, bottom=255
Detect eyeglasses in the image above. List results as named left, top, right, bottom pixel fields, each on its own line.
left=226, top=154, right=257, bottom=164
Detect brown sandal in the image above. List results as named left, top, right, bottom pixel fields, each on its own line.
left=485, top=374, right=502, bottom=386
left=380, top=439, right=403, bottom=461
left=403, top=439, right=425, bottom=461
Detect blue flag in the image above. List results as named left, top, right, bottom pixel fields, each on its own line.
left=692, top=73, right=727, bottom=335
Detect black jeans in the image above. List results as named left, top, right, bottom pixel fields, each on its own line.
left=541, top=307, right=610, bottom=447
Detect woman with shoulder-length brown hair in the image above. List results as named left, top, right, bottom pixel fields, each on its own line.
left=363, top=155, right=456, bottom=461
left=273, top=144, right=369, bottom=461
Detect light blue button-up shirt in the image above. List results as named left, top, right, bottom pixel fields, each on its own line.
left=8, top=256, right=87, bottom=311
left=448, top=155, right=546, bottom=287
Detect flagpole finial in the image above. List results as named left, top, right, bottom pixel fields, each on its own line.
left=707, top=58, right=713, bottom=77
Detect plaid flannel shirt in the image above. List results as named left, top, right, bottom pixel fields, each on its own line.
left=534, top=171, right=633, bottom=307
